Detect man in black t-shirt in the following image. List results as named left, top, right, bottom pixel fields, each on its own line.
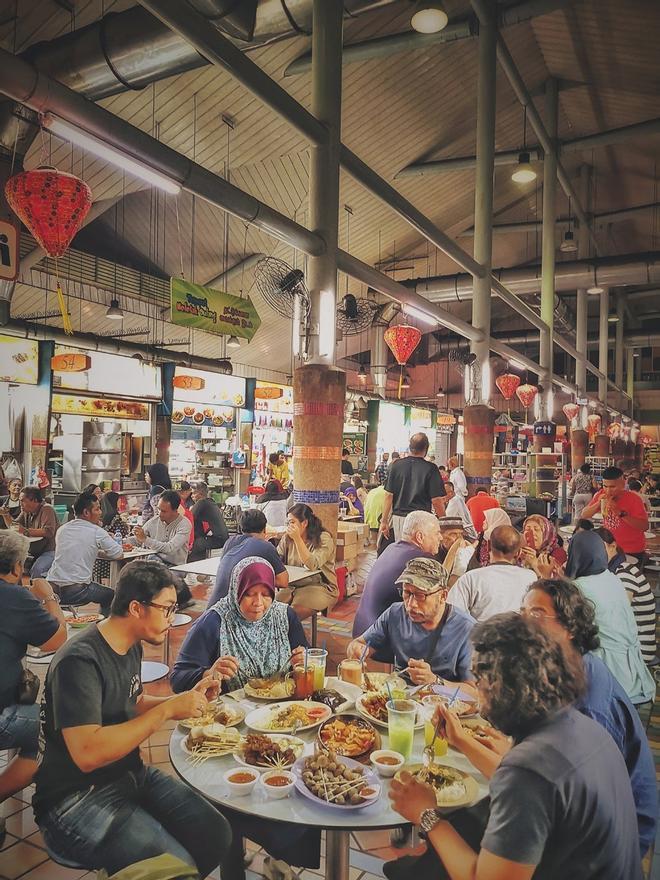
left=341, top=449, right=354, bottom=476
left=189, top=481, right=229, bottom=562
left=382, top=433, right=446, bottom=542
left=34, top=561, right=231, bottom=877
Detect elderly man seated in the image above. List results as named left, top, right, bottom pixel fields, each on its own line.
left=436, top=517, right=475, bottom=585
left=353, top=511, right=441, bottom=637
left=347, top=557, right=476, bottom=690
left=449, top=525, right=537, bottom=622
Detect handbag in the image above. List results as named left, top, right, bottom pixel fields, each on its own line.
left=16, top=666, right=40, bottom=705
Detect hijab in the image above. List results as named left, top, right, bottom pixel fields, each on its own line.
left=482, top=508, right=512, bottom=540
left=210, top=556, right=290, bottom=690
left=101, top=491, right=120, bottom=527
left=523, top=515, right=560, bottom=556
left=565, top=530, right=608, bottom=579
left=343, top=485, right=364, bottom=517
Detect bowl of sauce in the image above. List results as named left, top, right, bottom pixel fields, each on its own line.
left=370, top=749, right=405, bottom=777
left=260, top=769, right=295, bottom=799
left=223, top=768, right=258, bottom=796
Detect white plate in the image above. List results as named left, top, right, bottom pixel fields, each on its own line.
left=233, top=734, right=306, bottom=770
left=355, top=694, right=423, bottom=730
left=244, top=679, right=295, bottom=701
left=178, top=701, right=246, bottom=731
left=180, top=731, right=241, bottom=757
left=245, top=701, right=332, bottom=734
left=292, top=753, right=381, bottom=810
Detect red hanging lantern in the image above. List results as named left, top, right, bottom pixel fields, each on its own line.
left=384, top=324, right=422, bottom=365
left=562, top=403, right=579, bottom=423
left=515, top=383, right=538, bottom=409
left=495, top=373, right=521, bottom=401
left=607, top=422, right=621, bottom=439
left=587, top=413, right=601, bottom=439
left=5, top=166, right=92, bottom=258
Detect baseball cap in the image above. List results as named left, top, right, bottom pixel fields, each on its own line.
left=395, top=557, right=449, bottom=593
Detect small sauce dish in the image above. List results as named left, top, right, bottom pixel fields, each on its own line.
left=260, top=769, right=295, bottom=799
left=370, top=749, right=405, bottom=778
left=223, top=768, right=259, bottom=796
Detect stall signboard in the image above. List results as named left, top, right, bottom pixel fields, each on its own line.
left=172, top=367, right=246, bottom=408
left=170, top=278, right=261, bottom=340
left=255, top=381, right=293, bottom=413
left=343, top=432, right=366, bottom=456
left=410, top=406, right=433, bottom=428
left=52, top=345, right=162, bottom=400
left=0, top=220, right=19, bottom=281
left=52, top=393, right=150, bottom=420
left=171, top=402, right=236, bottom=428
left=436, top=411, right=456, bottom=436
left=0, top=335, right=39, bottom=384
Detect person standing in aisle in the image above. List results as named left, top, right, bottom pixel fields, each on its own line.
left=375, top=452, right=390, bottom=485
left=581, top=466, right=648, bottom=567
left=381, top=434, right=446, bottom=542
left=447, top=456, right=468, bottom=498
left=570, top=463, right=596, bottom=523
left=340, top=449, right=354, bottom=477
left=188, top=482, right=229, bottom=563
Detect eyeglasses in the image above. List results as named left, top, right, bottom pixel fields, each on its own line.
left=145, top=601, right=179, bottom=618
left=520, top=607, right=557, bottom=620
left=399, top=588, right=442, bottom=603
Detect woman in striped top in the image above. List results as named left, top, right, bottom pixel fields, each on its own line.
left=596, top=527, right=657, bottom=664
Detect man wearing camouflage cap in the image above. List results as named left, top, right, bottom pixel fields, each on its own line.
left=347, top=557, right=476, bottom=690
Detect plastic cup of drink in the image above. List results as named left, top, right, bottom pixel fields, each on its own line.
left=421, top=695, right=448, bottom=757
left=306, top=649, right=327, bottom=691
left=387, top=699, right=416, bottom=761
left=293, top=665, right=314, bottom=699
left=338, top=659, right=363, bottom=687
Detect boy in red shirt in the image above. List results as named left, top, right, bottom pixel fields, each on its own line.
left=466, top=490, right=500, bottom=534
left=582, top=466, right=648, bottom=566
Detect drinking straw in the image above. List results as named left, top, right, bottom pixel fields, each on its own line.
left=359, top=644, right=369, bottom=664
left=386, top=680, right=394, bottom=705
left=304, top=649, right=308, bottom=673
left=447, top=685, right=461, bottom=708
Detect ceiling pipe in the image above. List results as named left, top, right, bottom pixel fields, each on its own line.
left=457, top=202, right=660, bottom=236
left=138, top=0, right=486, bottom=279
left=562, top=116, right=660, bottom=153
left=0, top=1, right=395, bottom=155
left=435, top=328, right=658, bottom=352
left=0, top=321, right=234, bottom=373
left=204, top=253, right=266, bottom=289
left=283, top=0, right=570, bottom=76
left=0, top=47, right=324, bottom=257
left=396, top=149, right=543, bottom=179
left=409, top=252, right=660, bottom=299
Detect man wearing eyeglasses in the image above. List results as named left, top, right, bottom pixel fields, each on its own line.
left=346, top=557, right=476, bottom=690
left=33, top=560, right=232, bottom=878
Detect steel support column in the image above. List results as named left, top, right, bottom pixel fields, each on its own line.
left=598, top=289, right=609, bottom=405
left=470, top=2, right=497, bottom=402
left=307, top=0, right=343, bottom=364
left=540, top=78, right=558, bottom=412
left=626, top=348, right=634, bottom=413
left=615, top=296, right=624, bottom=389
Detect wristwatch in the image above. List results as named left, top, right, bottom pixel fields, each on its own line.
left=419, top=807, right=443, bottom=839
left=39, top=594, right=60, bottom=605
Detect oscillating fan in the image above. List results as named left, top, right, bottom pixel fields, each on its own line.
left=336, top=294, right=380, bottom=336
left=253, top=257, right=311, bottom=319
left=448, top=348, right=477, bottom=374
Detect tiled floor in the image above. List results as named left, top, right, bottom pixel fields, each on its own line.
left=2, top=544, right=657, bottom=879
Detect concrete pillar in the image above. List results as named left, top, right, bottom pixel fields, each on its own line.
left=571, top=429, right=588, bottom=470
left=463, top=405, right=496, bottom=497
left=292, top=365, right=346, bottom=541
left=469, top=3, right=497, bottom=402
left=306, top=0, right=342, bottom=366
left=598, top=288, right=609, bottom=405
left=540, top=78, right=559, bottom=407
left=614, top=297, right=624, bottom=389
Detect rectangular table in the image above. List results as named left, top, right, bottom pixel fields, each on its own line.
left=171, top=556, right=318, bottom=585
left=107, top=547, right=154, bottom=586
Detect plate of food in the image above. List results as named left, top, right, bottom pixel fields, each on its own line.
left=355, top=693, right=423, bottom=729
left=411, top=685, right=478, bottom=718
left=361, top=673, right=406, bottom=693
left=178, top=701, right=246, bottom=731
left=181, top=723, right=241, bottom=764
left=245, top=701, right=331, bottom=734
left=460, top=719, right=496, bottom=739
left=68, top=613, right=102, bottom=629
left=172, top=410, right=184, bottom=423
left=311, top=677, right=362, bottom=713
left=395, top=764, right=479, bottom=809
left=317, top=714, right=379, bottom=758
left=293, top=751, right=381, bottom=809
left=233, top=733, right=306, bottom=770
left=192, top=411, right=205, bottom=424
left=244, top=675, right=295, bottom=701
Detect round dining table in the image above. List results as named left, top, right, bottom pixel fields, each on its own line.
left=169, top=686, right=489, bottom=880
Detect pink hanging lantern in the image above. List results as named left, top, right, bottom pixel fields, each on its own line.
left=607, top=422, right=621, bottom=439
left=562, top=403, right=579, bottom=423
left=515, top=383, right=538, bottom=409
left=383, top=324, right=422, bottom=365
left=495, top=373, right=521, bottom=401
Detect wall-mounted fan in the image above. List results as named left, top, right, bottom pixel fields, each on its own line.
left=253, top=257, right=311, bottom=319
left=448, top=348, right=477, bottom=374
left=336, top=294, right=380, bottom=335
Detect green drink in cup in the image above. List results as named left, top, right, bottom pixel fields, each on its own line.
left=387, top=699, right=416, bottom=761
left=306, top=648, right=327, bottom=691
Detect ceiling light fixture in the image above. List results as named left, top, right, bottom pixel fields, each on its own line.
left=511, top=106, right=536, bottom=184
left=358, top=363, right=367, bottom=381
left=106, top=298, right=124, bottom=319
left=405, top=305, right=438, bottom=326
left=587, top=268, right=604, bottom=294
left=411, top=1, right=448, bottom=33
left=436, top=386, right=446, bottom=397
left=607, top=311, right=619, bottom=323
left=559, top=229, right=577, bottom=253
left=633, top=350, right=640, bottom=358
left=226, top=335, right=240, bottom=348
left=43, top=114, right=181, bottom=195
left=401, top=373, right=412, bottom=389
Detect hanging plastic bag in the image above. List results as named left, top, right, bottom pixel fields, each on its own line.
left=1, top=457, right=22, bottom=482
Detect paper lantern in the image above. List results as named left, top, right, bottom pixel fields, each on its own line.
left=562, top=403, right=579, bottom=423
left=607, top=422, right=621, bottom=439
left=515, top=383, right=538, bottom=409
left=5, top=166, right=92, bottom=258
left=495, top=373, right=521, bottom=401
left=384, top=324, right=422, bottom=365
left=587, top=413, right=601, bottom=438
left=630, top=425, right=640, bottom=443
